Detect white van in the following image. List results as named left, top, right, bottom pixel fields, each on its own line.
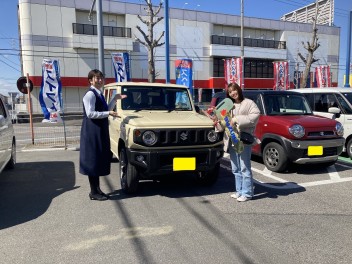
left=292, top=88, right=352, bottom=159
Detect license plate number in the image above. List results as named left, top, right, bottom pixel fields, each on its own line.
left=173, top=158, right=196, bottom=171
left=308, top=146, right=323, bottom=156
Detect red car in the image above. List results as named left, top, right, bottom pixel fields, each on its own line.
left=214, top=90, right=345, bottom=172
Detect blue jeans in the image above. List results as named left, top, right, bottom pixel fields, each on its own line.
left=229, top=144, right=254, bottom=198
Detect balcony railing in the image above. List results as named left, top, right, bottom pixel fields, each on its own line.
left=72, top=23, right=132, bottom=38
left=211, top=35, right=286, bottom=49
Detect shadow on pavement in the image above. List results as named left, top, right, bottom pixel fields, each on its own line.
left=108, top=159, right=305, bottom=200
left=0, top=161, right=78, bottom=230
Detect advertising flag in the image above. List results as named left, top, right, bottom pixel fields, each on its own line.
left=224, top=57, right=242, bottom=88
left=39, top=58, right=62, bottom=121
left=175, top=58, right=193, bottom=94
left=315, top=65, right=331, bottom=87
left=273, top=61, right=289, bottom=90
left=112, top=52, right=131, bottom=82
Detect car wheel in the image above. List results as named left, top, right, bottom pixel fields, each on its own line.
left=263, top=142, right=288, bottom=172
left=119, top=148, right=139, bottom=194
left=5, top=140, right=16, bottom=170
left=347, top=138, right=352, bottom=159
left=197, top=162, right=220, bottom=186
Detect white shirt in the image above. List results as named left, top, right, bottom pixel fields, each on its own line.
left=83, top=86, right=114, bottom=119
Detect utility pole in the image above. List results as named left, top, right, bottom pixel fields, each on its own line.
left=89, top=0, right=105, bottom=74
left=240, top=0, right=244, bottom=89
left=345, top=11, right=351, bottom=87
left=165, top=0, right=170, bottom=83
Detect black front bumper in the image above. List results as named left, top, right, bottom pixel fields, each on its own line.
left=126, top=146, right=224, bottom=177
left=281, top=137, right=345, bottom=164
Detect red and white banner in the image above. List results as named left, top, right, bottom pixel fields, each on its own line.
left=273, top=61, right=289, bottom=90
left=224, top=57, right=242, bottom=88
left=315, top=65, right=331, bottom=87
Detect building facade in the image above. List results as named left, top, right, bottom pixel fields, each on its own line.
left=18, top=0, right=340, bottom=113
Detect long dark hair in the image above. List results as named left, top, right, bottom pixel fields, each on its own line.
left=226, top=82, right=244, bottom=103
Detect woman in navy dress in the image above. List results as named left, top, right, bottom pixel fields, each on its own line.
left=79, top=69, right=123, bottom=201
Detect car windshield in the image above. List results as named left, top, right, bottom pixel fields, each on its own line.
left=263, top=94, right=313, bottom=115
left=120, top=86, right=192, bottom=111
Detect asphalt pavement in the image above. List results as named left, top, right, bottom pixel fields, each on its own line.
left=1, top=149, right=352, bottom=264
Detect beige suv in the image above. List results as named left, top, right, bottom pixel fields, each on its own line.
left=104, top=82, right=224, bottom=193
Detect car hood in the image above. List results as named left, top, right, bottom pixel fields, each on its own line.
left=266, top=115, right=338, bottom=127
left=121, top=110, right=213, bottom=127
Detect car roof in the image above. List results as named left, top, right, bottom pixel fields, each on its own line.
left=243, top=90, right=303, bottom=96
left=292, top=88, right=352, bottom=93
left=104, top=82, right=188, bottom=89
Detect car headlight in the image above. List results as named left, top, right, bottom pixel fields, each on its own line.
left=335, top=122, right=344, bottom=136
left=288, top=124, right=305, bottom=138
left=207, top=129, right=219, bottom=143
left=142, top=131, right=157, bottom=146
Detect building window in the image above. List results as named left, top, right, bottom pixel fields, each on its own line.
left=213, top=58, right=274, bottom=78
left=72, top=23, right=132, bottom=38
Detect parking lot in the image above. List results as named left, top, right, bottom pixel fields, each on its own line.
left=1, top=149, right=352, bottom=264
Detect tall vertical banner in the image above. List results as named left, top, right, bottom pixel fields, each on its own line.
left=273, top=61, right=290, bottom=90
left=224, top=57, right=242, bottom=88
left=175, top=58, right=193, bottom=95
left=315, top=65, right=331, bottom=87
left=39, top=58, right=62, bottom=121
left=112, top=52, right=131, bottom=82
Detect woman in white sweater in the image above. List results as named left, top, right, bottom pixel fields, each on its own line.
left=214, top=83, right=260, bottom=202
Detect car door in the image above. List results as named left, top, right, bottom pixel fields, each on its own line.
left=0, top=97, right=8, bottom=170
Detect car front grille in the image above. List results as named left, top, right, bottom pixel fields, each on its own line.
left=307, top=131, right=335, bottom=137
left=134, top=128, right=223, bottom=147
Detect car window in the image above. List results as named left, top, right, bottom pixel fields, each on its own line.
left=336, top=93, right=352, bottom=114
left=121, top=87, right=192, bottom=111
left=0, top=98, right=7, bottom=118
left=341, top=92, right=352, bottom=106
left=313, top=93, right=338, bottom=112
left=263, top=94, right=311, bottom=115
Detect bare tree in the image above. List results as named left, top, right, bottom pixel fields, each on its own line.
left=298, top=1, right=320, bottom=88
left=135, top=0, right=165, bottom=83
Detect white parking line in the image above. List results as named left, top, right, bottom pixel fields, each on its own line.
left=327, top=165, right=340, bottom=181
left=222, top=157, right=352, bottom=190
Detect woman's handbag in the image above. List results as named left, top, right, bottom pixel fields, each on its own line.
left=240, top=131, right=255, bottom=145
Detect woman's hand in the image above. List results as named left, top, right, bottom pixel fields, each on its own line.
left=109, top=111, right=119, bottom=117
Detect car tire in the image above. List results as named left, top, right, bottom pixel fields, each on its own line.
left=263, top=142, right=288, bottom=172
left=119, top=148, right=138, bottom=194
left=5, top=140, right=16, bottom=170
left=197, top=162, right=220, bottom=186
left=347, top=138, right=352, bottom=159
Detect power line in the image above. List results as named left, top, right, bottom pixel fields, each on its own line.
left=0, top=59, right=21, bottom=72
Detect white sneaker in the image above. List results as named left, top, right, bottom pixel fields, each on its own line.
left=237, top=196, right=252, bottom=202
left=230, top=192, right=240, bottom=199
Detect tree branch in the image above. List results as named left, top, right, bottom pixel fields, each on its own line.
left=298, top=52, right=307, bottom=64
left=136, top=25, right=151, bottom=46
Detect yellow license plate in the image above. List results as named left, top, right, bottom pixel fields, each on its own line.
left=173, top=158, right=196, bottom=171
left=308, top=146, right=323, bottom=156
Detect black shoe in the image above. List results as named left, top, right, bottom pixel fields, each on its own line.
left=89, top=193, right=108, bottom=201
left=97, top=188, right=110, bottom=199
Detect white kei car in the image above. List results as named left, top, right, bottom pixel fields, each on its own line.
left=0, top=94, right=16, bottom=174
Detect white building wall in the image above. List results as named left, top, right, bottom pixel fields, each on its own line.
left=18, top=0, right=340, bottom=114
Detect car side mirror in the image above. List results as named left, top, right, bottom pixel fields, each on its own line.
left=328, top=107, right=341, bottom=119
left=194, top=105, right=200, bottom=113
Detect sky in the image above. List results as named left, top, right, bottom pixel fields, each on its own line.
left=1, top=0, right=351, bottom=95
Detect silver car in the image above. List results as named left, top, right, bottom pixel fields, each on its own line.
left=0, top=94, right=16, bottom=173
